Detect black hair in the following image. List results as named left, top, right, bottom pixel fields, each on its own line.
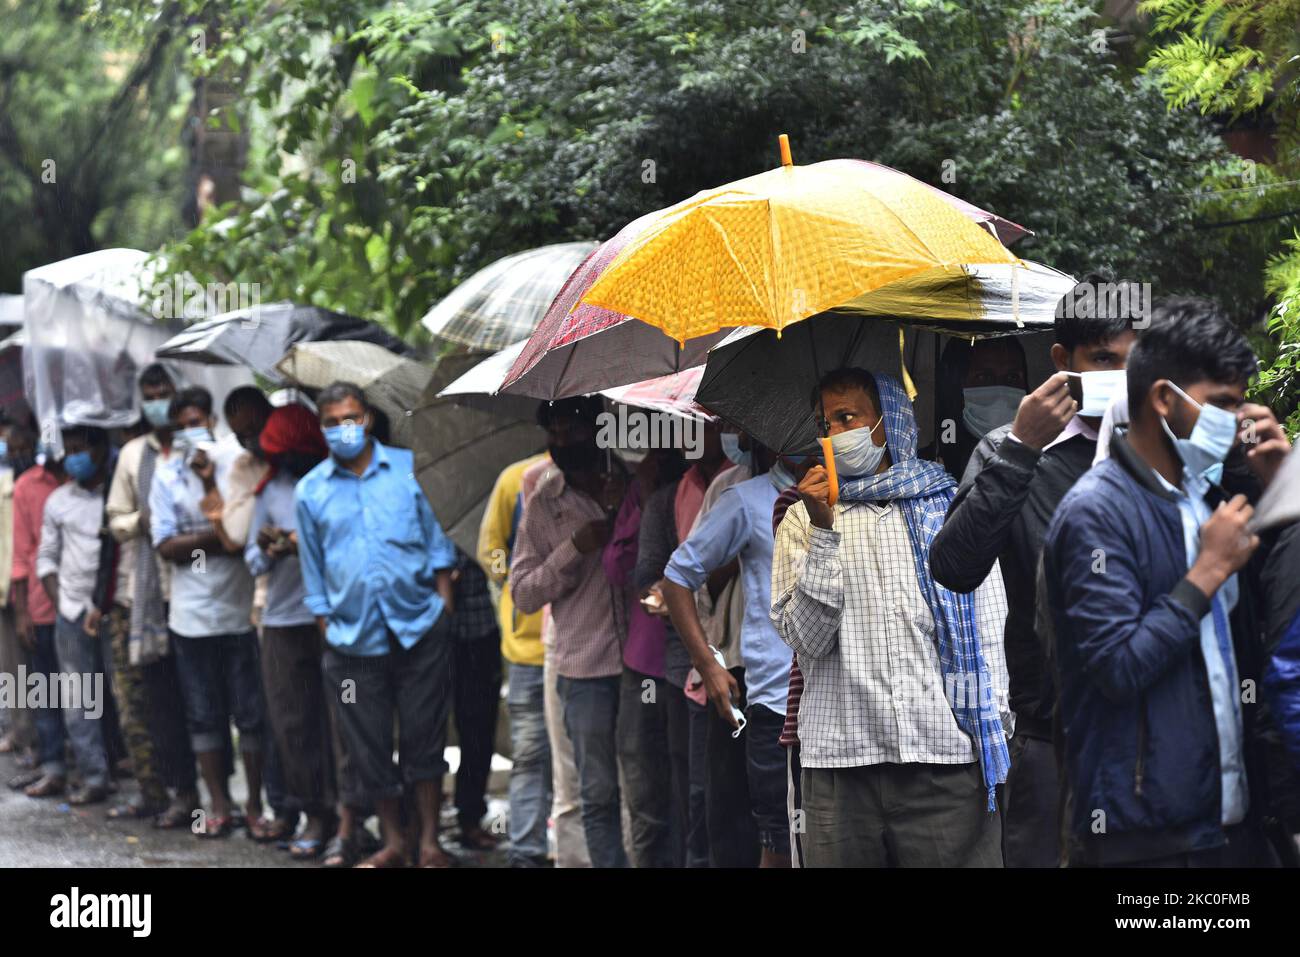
left=139, top=363, right=175, bottom=391
left=317, top=381, right=369, bottom=415
left=1054, top=271, right=1139, bottom=352
left=222, top=385, right=272, bottom=421
left=536, top=395, right=604, bottom=430
left=811, top=367, right=881, bottom=415
left=60, top=425, right=109, bottom=449
left=935, top=336, right=1028, bottom=479
left=1126, top=297, right=1257, bottom=419
left=169, top=386, right=213, bottom=421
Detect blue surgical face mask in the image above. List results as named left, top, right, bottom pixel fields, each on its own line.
left=962, top=385, right=1024, bottom=438
left=720, top=432, right=747, bottom=467
left=142, top=398, right=172, bottom=429
left=63, top=450, right=97, bottom=483
left=1071, top=370, right=1127, bottom=418
left=0, top=439, right=8, bottom=462
left=829, top=416, right=885, bottom=478
left=323, top=418, right=369, bottom=461
left=1160, top=381, right=1237, bottom=485
left=173, top=426, right=213, bottom=457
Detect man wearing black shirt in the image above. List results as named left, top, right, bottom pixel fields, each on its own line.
left=930, top=278, right=1138, bottom=866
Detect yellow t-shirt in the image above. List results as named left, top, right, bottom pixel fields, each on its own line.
left=477, top=453, right=548, bottom=666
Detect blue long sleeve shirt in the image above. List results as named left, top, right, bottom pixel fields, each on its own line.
left=294, top=440, right=456, bottom=656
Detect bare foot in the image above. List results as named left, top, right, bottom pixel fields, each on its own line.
left=418, top=842, right=454, bottom=868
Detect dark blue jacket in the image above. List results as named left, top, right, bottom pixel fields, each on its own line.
left=1042, top=434, right=1269, bottom=865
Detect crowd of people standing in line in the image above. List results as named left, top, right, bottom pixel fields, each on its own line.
left=1, top=286, right=1300, bottom=869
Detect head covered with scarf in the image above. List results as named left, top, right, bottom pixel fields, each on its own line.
left=831, top=370, right=1010, bottom=809
left=256, top=403, right=329, bottom=493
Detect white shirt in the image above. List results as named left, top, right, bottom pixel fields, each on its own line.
left=36, top=480, right=127, bottom=621
left=148, top=439, right=254, bottom=638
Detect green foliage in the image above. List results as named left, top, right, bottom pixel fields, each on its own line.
left=1142, top=0, right=1300, bottom=432
left=0, top=1, right=190, bottom=292
left=110, top=0, right=1254, bottom=342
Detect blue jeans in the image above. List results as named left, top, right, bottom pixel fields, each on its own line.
left=52, top=614, right=110, bottom=789
left=171, top=630, right=265, bottom=754
left=30, top=623, right=67, bottom=776
left=506, top=662, right=552, bottom=865
left=556, top=674, right=627, bottom=868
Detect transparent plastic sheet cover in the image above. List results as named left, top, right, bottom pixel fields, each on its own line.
left=22, top=249, right=253, bottom=455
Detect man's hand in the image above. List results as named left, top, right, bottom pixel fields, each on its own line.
left=572, top=518, right=610, bottom=554
left=83, top=608, right=103, bottom=637
left=1010, top=371, right=1076, bottom=451
left=190, top=448, right=216, bottom=488
left=798, top=464, right=834, bottom=530
left=257, top=524, right=289, bottom=558
left=1238, top=402, right=1291, bottom=489
left=700, top=660, right=741, bottom=729
left=1189, top=494, right=1259, bottom=598
left=639, top=583, right=670, bottom=618
left=15, top=608, right=34, bottom=652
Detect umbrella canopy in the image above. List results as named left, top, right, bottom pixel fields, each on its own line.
left=831, top=260, right=1075, bottom=333
left=500, top=215, right=731, bottom=400
left=156, top=302, right=411, bottom=382
left=22, top=248, right=251, bottom=451
left=600, top=366, right=712, bottom=422
left=696, top=319, right=933, bottom=455
left=421, top=241, right=599, bottom=351
left=581, top=151, right=1019, bottom=342
left=274, top=340, right=544, bottom=553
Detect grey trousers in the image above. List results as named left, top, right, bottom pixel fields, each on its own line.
left=0, top=605, right=34, bottom=748
left=801, top=761, right=1003, bottom=868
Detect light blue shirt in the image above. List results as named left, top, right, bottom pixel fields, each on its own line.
left=244, top=471, right=314, bottom=629
left=149, top=441, right=254, bottom=638
left=1153, top=467, right=1248, bottom=825
left=664, top=474, right=791, bottom=716
left=294, top=440, right=456, bottom=656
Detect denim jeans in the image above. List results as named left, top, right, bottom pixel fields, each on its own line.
left=171, top=630, right=266, bottom=755
left=555, top=673, right=627, bottom=868
left=506, top=662, right=552, bottom=865
left=29, top=623, right=67, bottom=776
left=52, top=613, right=111, bottom=789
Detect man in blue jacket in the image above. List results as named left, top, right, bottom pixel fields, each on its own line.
left=1043, top=298, right=1292, bottom=866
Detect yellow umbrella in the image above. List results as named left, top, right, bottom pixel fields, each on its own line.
left=581, top=135, right=1020, bottom=343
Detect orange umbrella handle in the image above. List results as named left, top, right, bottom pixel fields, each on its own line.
left=778, top=133, right=793, bottom=168
left=818, top=436, right=838, bottom=506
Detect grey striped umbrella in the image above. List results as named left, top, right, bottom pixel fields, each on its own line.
left=421, top=241, right=598, bottom=351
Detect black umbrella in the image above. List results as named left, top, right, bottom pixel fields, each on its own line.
left=154, top=302, right=412, bottom=382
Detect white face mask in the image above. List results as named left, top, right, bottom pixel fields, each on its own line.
left=962, top=386, right=1024, bottom=437
left=828, top=416, right=885, bottom=477
left=1068, top=369, right=1127, bottom=418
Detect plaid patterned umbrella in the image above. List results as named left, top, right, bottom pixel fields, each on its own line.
left=421, top=241, right=598, bottom=351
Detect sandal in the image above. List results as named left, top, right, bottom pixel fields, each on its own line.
left=7, top=768, right=43, bottom=791
left=153, top=803, right=194, bottom=830
left=249, top=816, right=294, bottom=843
left=107, top=800, right=166, bottom=821
left=289, top=836, right=326, bottom=860
left=196, top=814, right=238, bottom=839
left=355, top=846, right=408, bottom=869
left=24, top=774, right=66, bottom=798
left=68, top=785, right=109, bottom=806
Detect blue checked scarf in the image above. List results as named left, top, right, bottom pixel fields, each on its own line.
left=836, top=373, right=1010, bottom=810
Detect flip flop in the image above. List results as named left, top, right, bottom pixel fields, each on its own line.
left=7, top=768, right=43, bottom=791
left=355, top=846, right=408, bottom=869
left=289, top=836, right=326, bottom=860
left=107, top=801, right=166, bottom=821
left=24, top=775, right=66, bottom=798
left=153, top=803, right=194, bottom=830
left=196, top=815, right=238, bottom=839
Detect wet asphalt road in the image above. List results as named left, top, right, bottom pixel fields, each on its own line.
left=0, top=748, right=511, bottom=868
